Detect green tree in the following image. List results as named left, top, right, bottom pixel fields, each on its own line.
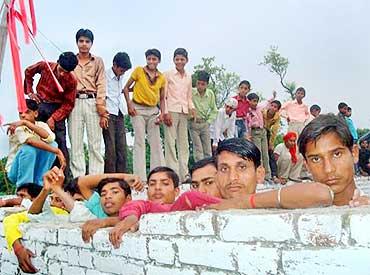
left=260, top=46, right=296, bottom=99
left=193, top=57, right=240, bottom=108
left=0, top=156, right=14, bottom=195
left=357, top=128, right=370, bottom=139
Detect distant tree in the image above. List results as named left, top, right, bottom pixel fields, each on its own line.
left=260, top=46, right=296, bottom=99
left=0, top=156, right=14, bottom=194
left=193, top=57, right=240, bottom=108
left=357, top=128, right=370, bottom=139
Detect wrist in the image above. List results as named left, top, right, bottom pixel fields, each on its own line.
left=13, top=240, right=23, bottom=255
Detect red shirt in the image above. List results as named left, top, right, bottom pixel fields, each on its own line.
left=24, top=62, right=77, bottom=121
left=233, top=95, right=250, bottom=118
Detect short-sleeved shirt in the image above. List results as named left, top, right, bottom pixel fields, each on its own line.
left=131, top=67, right=166, bottom=107
left=6, top=122, right=56, bottom=171
left=84, top=192, right=108, bottom=218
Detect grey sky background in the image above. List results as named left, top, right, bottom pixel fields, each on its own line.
left=0, top=0, right=369, bottom=157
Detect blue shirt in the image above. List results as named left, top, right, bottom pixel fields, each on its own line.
left=345, top=117, right=358, bottom=141
left=84, top=192, right=108, bottom=218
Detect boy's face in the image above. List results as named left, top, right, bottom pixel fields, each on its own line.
left=249, top=98, right=259, bottom=109
left=345, top=109, right=352, bottom=117
left=225, top=105, right=235, bottom=115
left=238, top=84, right=250, bottom=97
left=304, top=132, right=357, bottom=196
left=360, top=140, right=368, bottom=149
left=191, top=164, right=221, bottom=198
left=19, top=109, right=37, bottom=123
left=112, top=64, right=127, bottom=77
left=310, top=109, right=321, bottom=117
left=339, top=106, right=348, bottom=115
left=50, top=192, right=66, bottom=209
left=16, top=188, right=32, bottom=200
left=147, top=172, right=179, bottom=204
left=100, top=182, right=131, bottom=216
left=269, top=102, right=280, bottom=114
left=174, top=55, right=188, bottom=71
left=216, top=151, right=264, bottom=199
left=56, top=64, right=69, bottom=78
left=77, top=36, right=92, bottom=54
left=196, top=80, right=208, bottom=93
left=146, top=55, right=160, bottom=70
left=295, top=90, right=305, bottom=100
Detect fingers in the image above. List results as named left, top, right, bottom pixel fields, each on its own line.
left=109, top=229, right=123, bottom=249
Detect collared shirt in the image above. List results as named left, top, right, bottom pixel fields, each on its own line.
left=263, top=109, right=281, bottom=146
left=192, top=88, right=218, bottom=124
left=24, top=62, right=77, bottom=121
left=280, top=100, right=310, bottom=123
left=233, top=95, right=250, bottom=118
left=84, top=192, right=108, bottom=218
left=246, top=100, right=271, bottom=129
left=164, top=69, right=194, bottom=114
left=105, top=68, right=127, bottom=115
left=131, top=66, right=166, bottom=107
left=210, top=108, right=236, bottom=145
left=6, top=122, right=55, bottom=171
left=74, top=54, right=106, bottom=105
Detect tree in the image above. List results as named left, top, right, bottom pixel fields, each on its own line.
left=193, top=57, right=240, bottom=108
left=260, top=46, right=296, bottom=99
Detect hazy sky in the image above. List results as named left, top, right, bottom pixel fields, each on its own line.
left=0, top=0, right=369, bottom=156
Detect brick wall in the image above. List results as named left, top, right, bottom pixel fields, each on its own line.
left=0, top=205, right=370, bottom=275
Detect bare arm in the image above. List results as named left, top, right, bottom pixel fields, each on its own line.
left=208, top=183, right=333, bottom=210
left=123, top=78, right=137, bottom=116
left=109, top=215, right=139, bottom=249
left=77, top=173, right=143, bottom=200
left=23, top=121, right=49, bottom=140
left=81, top=217, right=120, bottom=243
left=28, top=188, right=49, bottom=214
left=0, top=197, right=23, bottom=207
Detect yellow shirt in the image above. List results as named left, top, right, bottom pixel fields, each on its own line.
left=3, top=207, right=68, bottom=250
left=131, top=66, right=166, bottom=107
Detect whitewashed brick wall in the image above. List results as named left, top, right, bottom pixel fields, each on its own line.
left=0, top=206, right=370, bottom=275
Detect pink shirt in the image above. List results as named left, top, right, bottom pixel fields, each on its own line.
left=246, top=100, right=271, bottom=129
left=119, top=191, right=221, bottom=220
left=164, top=69, right=194, bottom=114
left=280, top=100, right=310, bottom=123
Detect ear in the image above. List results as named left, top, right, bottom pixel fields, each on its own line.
left=256, top=166, right=265, bottom=184
left=352, top=144, right=359, bottom=164
left=34, top=110, right=39, bottom=118
left=175, top=187, right=180, bottom=197
left=126, top=194, right=132, bottom=202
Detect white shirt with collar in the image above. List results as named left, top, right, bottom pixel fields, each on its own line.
left=210, top=108, right=236, bottom=145
left=105, top=68, right=127, bottom=116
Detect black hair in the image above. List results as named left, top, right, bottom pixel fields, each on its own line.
left=26, top=99, right=38, bottom=111
left=238, top=80, right=251, bottom=88
left=58, top=52, right=78, bottom=72
left=338, top=102, right=348, bottom=110
left=196, top=70, right=210, bottom=83
left=16, top=183, right=43, bottom=199
left=347, top=106, right=352, bottom=112
left=310, top=104, right=321, bottom=112
left=75, top=28, right=94, bottom=43
left=173, top=48, right=188, bottom=59
left=271, top=100, right=282, bottom=110
left=216, top=138, right=261, bottom=168
left=145, top=48, right=161, bottom=61
left=113, top=52, right=132, bottom=70
left=190, top=157, right=216, bottom=177
left=96, top=178, right=131, bottom=196
left=298, top=114, right=353, bottom=159
left=64, top=177, right=82, bottom=196
left=247, top=93, right=259, bottom=101
left=296, top=87, right=306, bottom=96
left=147, top=166, right=179, bottom=188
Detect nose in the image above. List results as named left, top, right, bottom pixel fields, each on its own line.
left=229, top=167, right=239, bottom=182
left=198, top=184, right=207, bottom=194
left=323, top=157, right=335, bottom=174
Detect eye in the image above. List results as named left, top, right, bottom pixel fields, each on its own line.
left=220, top=166, right=228, bottom=173
left=238, top=164, right=247, bottom=170
left=205, top=180, right=214, bottom=186
left=310, top=157, right=320, bottom=163
left=333, top=151, right=342, bottom=158
left=191, top=183, right=198, bottom=189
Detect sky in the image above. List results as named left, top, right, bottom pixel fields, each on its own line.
left=0, top=0, right=369, bottom=156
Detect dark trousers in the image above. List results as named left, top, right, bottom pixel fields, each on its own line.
left=37, top=102, right=71, bottom=180
left=266, top=129, right=278, bottom=177
left=103, top=111, right=127, bottom=173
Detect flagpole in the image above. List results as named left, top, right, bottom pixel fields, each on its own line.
left=0, top=0, right=9, bottom=83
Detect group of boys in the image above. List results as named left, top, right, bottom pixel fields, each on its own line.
left=2, top=113, right=369, bottom=273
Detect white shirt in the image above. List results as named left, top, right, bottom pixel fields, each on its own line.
left=6, top=121, right=55, bottom=171
left=105, top=68, right=127, bottom=116
left=210, top=108, right=236, bottom=145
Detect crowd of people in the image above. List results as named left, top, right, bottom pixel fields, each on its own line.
left=1, top=28, right=370, bottom=273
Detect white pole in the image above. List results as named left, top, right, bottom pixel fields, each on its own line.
left=0, top=0, right=9, bottom=83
